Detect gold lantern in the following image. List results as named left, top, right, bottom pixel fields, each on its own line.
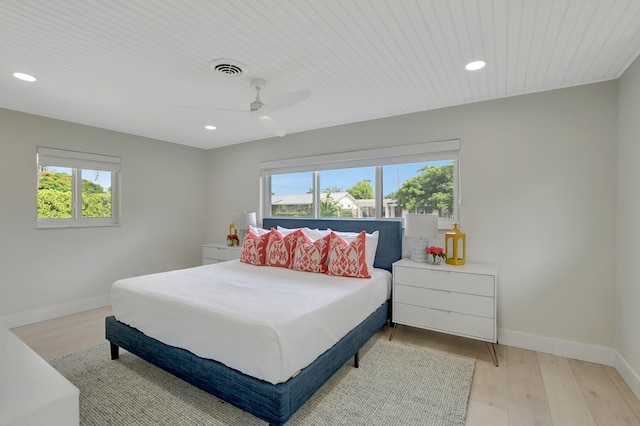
left=445, top=223, right=466, bottom=265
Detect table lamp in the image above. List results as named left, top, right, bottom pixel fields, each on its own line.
left=233, top=211, right=257, bottom=243
left=404, top=213, right=438, bottom=263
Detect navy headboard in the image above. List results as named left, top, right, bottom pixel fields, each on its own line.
left=262, top=217, right=403, bottom=272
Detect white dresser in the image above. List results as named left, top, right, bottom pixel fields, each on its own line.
left=391, top=258, right=499, bottom=365
left=1, top=325, right=79, bottom=425
left=202, top=243, right=242, bottom=264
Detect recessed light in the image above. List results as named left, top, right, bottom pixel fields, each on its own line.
left=13, top=72, right=37, bottom=82
left=465, top=61, right=486, bottom=71
left=204, top=125, right=216, bottom=130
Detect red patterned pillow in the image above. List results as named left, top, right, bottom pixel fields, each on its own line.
left=326, top=231, right=370, bottom=278
left=292, top=233, right=331, bottom=273
left=266, top=228, right=300, bottom=268
left=240, top=228, right=271, bottom=266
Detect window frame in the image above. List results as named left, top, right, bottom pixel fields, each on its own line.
left=36, top=147, right=121, bottom=228
left=259, top=139, right=461, bottom=228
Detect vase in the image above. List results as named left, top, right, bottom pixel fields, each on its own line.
left=426, top=257, right=442, bottom=265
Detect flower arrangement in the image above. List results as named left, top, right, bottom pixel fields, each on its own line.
left=227, top=223, right=239, bottom=246
left=227, top=233, right=239, bottom=246
left=426, top=246, right=445, bottom=265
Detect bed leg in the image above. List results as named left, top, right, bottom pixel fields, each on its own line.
left=354, top=351, right=360, bottom=368
left=110, top=342, right=120, bottom=360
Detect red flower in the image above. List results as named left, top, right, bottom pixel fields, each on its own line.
left=425, top=246, right=446, bottom=261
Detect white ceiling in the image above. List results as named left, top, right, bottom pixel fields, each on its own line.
left=2, top=1, right=640, bottom=150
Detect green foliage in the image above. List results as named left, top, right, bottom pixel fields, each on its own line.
left=82, top=193, right=111, bottom=217
left=320, top=193, right=342, bottom=217
left=37, top=189, right=72, bottom=218
left=37, top=170, right=111, bottom=219
left=82, top=179, right=107, bottom=195
left=346, top=179, right=374, bottom=199
left=390, top=165, right=454, bottom=217
left=274, top=211, right=312, bottom=217
left=38, top=170, right=71, bottom=191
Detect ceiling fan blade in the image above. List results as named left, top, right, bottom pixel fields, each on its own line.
left=260, top=89, right=310, bottom=115
left=257, top=114, right=286, bottom=137
left=178, top=104, right=247, bottom=113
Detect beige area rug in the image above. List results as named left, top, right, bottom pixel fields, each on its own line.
left=50, top=338, right=475, bottom=425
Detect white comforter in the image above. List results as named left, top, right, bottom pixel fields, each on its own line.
left=111, top=260, right=391, bottom=384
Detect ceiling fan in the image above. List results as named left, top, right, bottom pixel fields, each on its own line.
left=185, top=78, right=310, bottom=137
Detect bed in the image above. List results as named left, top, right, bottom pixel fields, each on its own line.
left=105, top=218, right=402, bottom=425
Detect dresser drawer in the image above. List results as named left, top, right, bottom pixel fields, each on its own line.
left=394, top=284, right=494, bottom=318
left=202, top=245, right=241, bottom=263
left=394, top=266, right=494, bottom=297
left=393, top=302, right=495, bottom=342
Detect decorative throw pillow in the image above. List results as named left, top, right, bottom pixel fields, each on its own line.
left=327, top=229, right=379, bottom=270
left=266, top=228, right=300, bottom=268
left=292, top=233, right=331, bottom=273
left=326, top=231, right=371, bottom=278
left=240, top=228, right=271, bottom=266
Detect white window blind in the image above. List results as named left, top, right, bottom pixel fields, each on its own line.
left=260, top=139, right=460, bottom=175
left=37, top=147, right=121, bottom=172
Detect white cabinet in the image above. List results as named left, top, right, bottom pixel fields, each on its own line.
left=391, top=258, right=499, bottom=365
left=202, top=243, right=242, bottom=264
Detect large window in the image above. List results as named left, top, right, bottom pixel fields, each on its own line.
left=260, top=140, right=460, bottom=228
left=37, top=147, right=121, bottom=228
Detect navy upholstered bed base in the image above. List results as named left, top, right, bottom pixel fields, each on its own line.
left=106, top=301, right=388, bottom=425
left=105, top=218, right=402, bottom=425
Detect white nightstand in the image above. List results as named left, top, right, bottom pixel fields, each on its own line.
left=391, top=258, right=499, bottom=366
left=202, top=243, right=242, bottom=264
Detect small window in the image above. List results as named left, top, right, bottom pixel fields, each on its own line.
left=37, top=147, right=120, bottom=228
left=319, top=167, right=375, bottom=218
left=382, top=160, right=455, bottom=223
left=270, top=172, right=314, bottom=217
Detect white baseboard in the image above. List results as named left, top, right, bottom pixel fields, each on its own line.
left=615, top=350, right=640, bottom=401
left=498, top=328, right=615, bottom=365
left=499, top=328, right=640, bottom=401
left=0, top=295, right=111, bottom=329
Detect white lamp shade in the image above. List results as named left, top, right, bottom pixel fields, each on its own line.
left=404, top=213, right=438, bottom=239
left=233, top=212, right=257, bottom=229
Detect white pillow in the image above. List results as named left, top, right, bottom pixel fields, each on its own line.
left=249, top=225, right=270, bottom=236
left=276, top=226, right=330, bottom=241
left=305, top=228, right=331, bottom=240
left=327, top=229, right=379, bottom=270
left=276, top=225, right=300, bottom=235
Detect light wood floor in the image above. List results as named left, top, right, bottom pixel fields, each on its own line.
left=11, top=307, right=640, bottom=426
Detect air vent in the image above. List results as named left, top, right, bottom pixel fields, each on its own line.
left=208, top=58, right=247, bottom=76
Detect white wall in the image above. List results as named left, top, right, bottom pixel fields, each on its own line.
left=617, top=55, right=640, bottom=396
left=207, top=82, right=619, bottom=355
left=0, top=109, right=208, bottom=327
